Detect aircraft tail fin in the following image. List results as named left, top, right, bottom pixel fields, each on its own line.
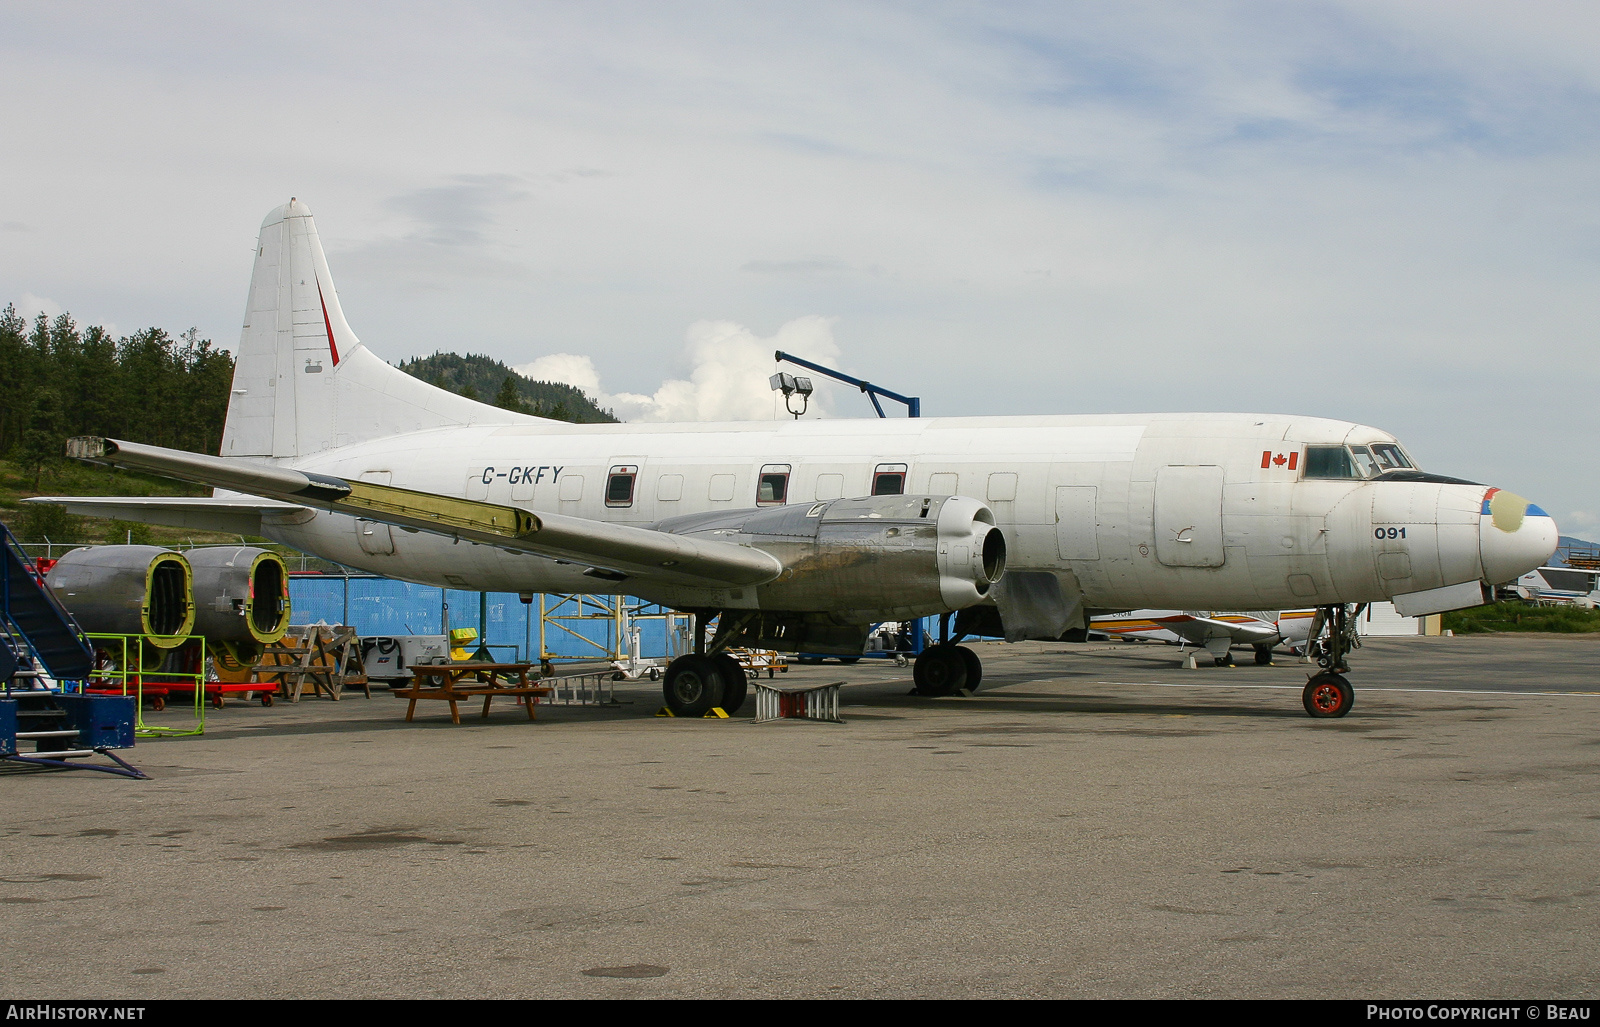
left=220, top=199, right=530, bottom=460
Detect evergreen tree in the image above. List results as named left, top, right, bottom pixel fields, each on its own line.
left=493, top=375, right=524, bottom=414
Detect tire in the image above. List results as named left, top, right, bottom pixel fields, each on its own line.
left=1302, top=672, right=1354, bottom=718
left=838, top=657, right=860, bottom=665
left=151, top=696, right=166, bottom=712
left=912, top=644, right=968, bottom=697
left=662, top=654, right=726, bottom=717
left=713, top=654, right=749, bottom=714
left=261, top=693, right=274, bottom=707
left=1254, top=646, right=1274, bottom=666
left=954, top=646, right=983, bottom=691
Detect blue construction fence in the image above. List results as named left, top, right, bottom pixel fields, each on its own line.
left=286, top=575, right=678, bottom=663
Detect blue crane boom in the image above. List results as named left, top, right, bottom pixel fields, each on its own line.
left=773, top=350, right=921, bottom=418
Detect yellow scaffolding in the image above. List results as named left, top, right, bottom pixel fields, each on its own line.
left=85, top=633, right=207, bottom=737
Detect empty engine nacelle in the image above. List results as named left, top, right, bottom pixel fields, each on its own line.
left=46, top=546, right=195, bottom=648
left=657, top=494, right=1006, bottom=620
left=187, top=547, right=291, bottom=644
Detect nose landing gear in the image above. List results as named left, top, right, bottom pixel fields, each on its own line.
left=1302, top=604, right=1363, bottom=718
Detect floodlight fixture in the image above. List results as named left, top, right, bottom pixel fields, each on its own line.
left=769, top=371, right=811, bottom=418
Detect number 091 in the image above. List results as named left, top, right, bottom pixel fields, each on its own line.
left=1374, top=527, right=1407, bottom=540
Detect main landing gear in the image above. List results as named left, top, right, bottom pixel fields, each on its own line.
left=1302, top=603, right=1363, bottom=719
left=660, top=615, right=753, bottom=717
left=911, top=614, right=985, bottom=697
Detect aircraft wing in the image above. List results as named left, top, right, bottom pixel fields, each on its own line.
left=24, top=496, right=305, bottom=537
left=63, top=437, right=783, bottom=588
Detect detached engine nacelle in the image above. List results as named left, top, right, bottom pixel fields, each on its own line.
left=46, top=545, right=195, bottom=648
left=656, top=494, right=1006, bottom=621
left=186, top=547, right=291, bottom=645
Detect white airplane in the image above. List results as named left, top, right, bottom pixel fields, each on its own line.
left=1089, top=609, right=1316, bottom=665
left=35, top=200, right=1558, bottom=719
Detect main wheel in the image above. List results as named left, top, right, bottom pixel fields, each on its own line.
left=912, top=644, right=968, bottom=697
left=1302, top=672, right=1353, bottom=718
left=955, top=645, right=983, bottom=691
left=1254, top=646, right=1274, bottom=666
left=713, top=654, right=749, bottom=714
left=663, top=654, right=726, bottom=717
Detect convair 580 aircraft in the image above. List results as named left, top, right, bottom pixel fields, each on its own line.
left=38, top=201, right=1558, bottom=719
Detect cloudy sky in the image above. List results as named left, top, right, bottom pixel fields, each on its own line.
left=3, top=2, right=1598, bottom=530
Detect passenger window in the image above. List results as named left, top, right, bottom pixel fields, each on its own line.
left=656, top=474, right=683, bottom=501
left=1303, top=446, right=1358, bottom=479
left=872, top=463, right=907, bottom=496
left=757, top=464, right=791, bottom=505
left=708, top=473, right=736, bottom=502
left=605, top=465, right=637, bottom=507
left=815, top=473, right=844, bottom=501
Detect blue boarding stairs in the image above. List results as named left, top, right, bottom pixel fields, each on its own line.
left=1, top=523, right=145, bottom=779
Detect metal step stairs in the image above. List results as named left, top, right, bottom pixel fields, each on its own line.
left=0, top=522, right=94, bottom=681
left=1, top=524, right=145, bottom=778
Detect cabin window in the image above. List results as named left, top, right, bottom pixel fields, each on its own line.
left=757, top=464, right=791, bottom=505
left=815, top=473, right=844, bottom=501
left=708, top=473, right=736, bottom=502
left=656, top=474, right=683, bottom=502
left=872, top=463, right=908, bottom=496
left=559, top=474, right=584, bottom=501
left=1303, top=446, right=1359, bottom=479
left=605, top=465, right=637, bottom=507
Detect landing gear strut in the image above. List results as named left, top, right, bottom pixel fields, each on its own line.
left=1302, top=603, right=1363, bottom=719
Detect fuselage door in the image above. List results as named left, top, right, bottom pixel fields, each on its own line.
left=1154, top=465, right=1226, bottom=568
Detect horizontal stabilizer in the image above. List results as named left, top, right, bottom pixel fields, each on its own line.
left=24, top=496, right=305, bottom=537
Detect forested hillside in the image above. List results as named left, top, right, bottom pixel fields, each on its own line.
left=396, top=352, right=616, bottom=422
left=0, top=300, right=615, bottom=543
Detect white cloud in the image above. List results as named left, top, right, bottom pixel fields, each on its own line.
left=515, top=315, right=842, bottom=422
left=17, top=293, right=61, bottom=320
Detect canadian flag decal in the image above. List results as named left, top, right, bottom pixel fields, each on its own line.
left=1261, top=450, right=1299, bottom=470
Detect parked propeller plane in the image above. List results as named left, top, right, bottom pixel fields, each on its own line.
left=33, top=200, right=1558, bottom=718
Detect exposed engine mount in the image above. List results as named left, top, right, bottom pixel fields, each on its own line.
left=45, top=546, right=195, bottom=647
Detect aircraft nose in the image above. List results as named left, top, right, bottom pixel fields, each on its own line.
left=1480, top=489, right=1559, bottom=584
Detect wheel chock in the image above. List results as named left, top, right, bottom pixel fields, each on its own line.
left=655, top=707, right=675, bottom=717
left=703, top=707, right=729, bottom=719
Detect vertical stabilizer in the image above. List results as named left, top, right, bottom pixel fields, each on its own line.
left=221, top=199, right=527, bottom=460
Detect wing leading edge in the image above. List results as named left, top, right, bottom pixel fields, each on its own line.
left=64, top=437, right=782, bottom=588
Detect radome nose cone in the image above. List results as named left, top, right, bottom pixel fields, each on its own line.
left=1480, top=489, right=1559, bottom=584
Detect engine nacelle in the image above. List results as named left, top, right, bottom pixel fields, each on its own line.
left=656, top=494, right=1006, bottom=621
left=46, top=546, right=195, bottom=648
left=186, top=547, right=292, bottom=644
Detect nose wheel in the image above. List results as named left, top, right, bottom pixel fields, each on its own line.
left=1303, top=603, right=1363, bottom=718
left=1303, top=672, right=1353, bottom=717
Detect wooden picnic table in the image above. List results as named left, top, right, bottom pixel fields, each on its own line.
left=393, top=662, right=551, bottom=724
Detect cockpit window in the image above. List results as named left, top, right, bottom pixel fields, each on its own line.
left=1349, top=445, right=1381, bottom=478
left=1304, top=446, right=1359, bottom=479
left=1305, top=443, right=1419, bottom=480
left=1369, top=443, right=1413, bottom=470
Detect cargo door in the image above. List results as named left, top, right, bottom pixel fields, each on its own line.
left=1154, top=465, right=1225, bottom=567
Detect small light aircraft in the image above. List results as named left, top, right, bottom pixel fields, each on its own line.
left=1089, top=609, right=1316, bottom=665
left=35, top=201, right=1558, bottom=719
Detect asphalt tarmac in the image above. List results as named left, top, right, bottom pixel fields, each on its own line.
left=3, top=634, right=1597, bottom=1000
